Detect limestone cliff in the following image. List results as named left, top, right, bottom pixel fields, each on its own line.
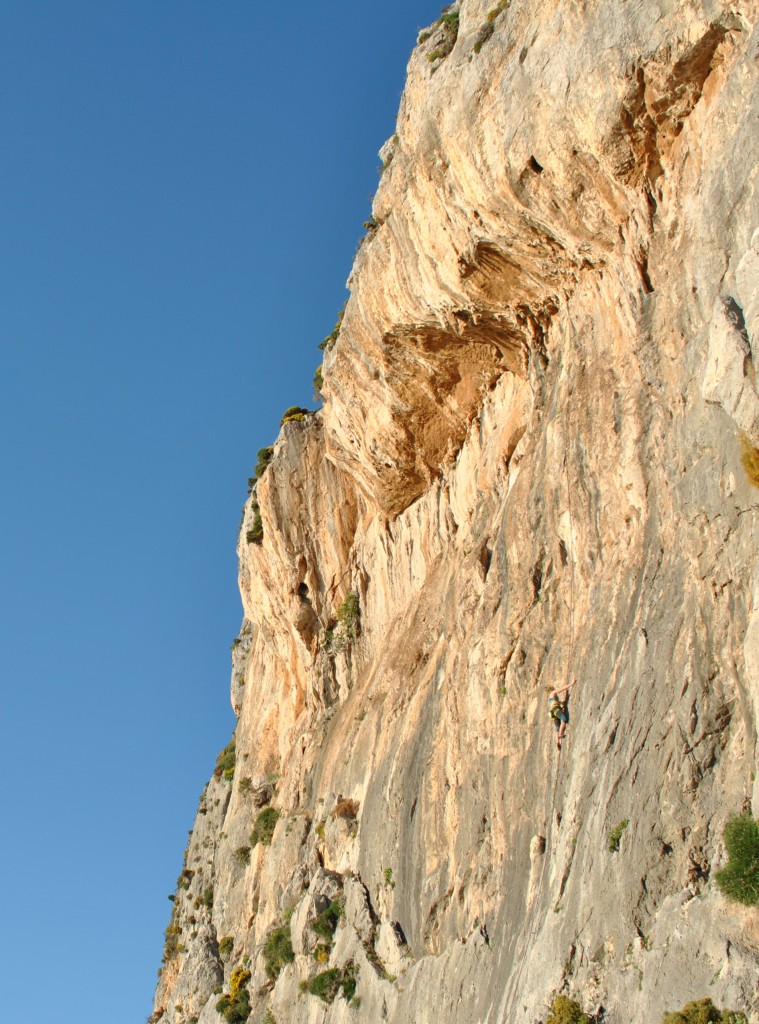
left=151, top=2, right=759, bottom=1022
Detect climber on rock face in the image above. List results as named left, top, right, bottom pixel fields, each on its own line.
left=548, top=679, right=578, bottom=751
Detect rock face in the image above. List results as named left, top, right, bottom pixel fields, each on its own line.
left=151, top=2, right=759, bottom=1023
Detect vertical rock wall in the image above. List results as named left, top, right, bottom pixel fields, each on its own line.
left=152, top=2, right=759, bottom=1022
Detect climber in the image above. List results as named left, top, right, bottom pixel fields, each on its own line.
left=548, top=679, right=578, bottom=751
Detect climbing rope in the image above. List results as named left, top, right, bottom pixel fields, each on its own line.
left=564, top=410, right=576, bottom=695
left=498, top=407, right=580, bottom=1017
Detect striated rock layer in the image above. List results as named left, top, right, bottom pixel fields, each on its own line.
left=151, top=2, right=759, bottom=1022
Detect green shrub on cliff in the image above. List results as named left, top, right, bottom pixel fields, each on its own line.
left=319, top=303, right=346, bottom=352
left=234, top=845, right=251, bottom=867
left=661, top=997, right=747, bottom=1023
left=715, top=814, right=759, bottom=906
left=544, top=995, right=592, bottom=1024
left=313, top=364, right=323, bottom=399
left=426, top=9, right=459, bottom=61
left=303, top=961, right=357, bottom=1004
left=254, top=446, right=274, bottom=481
left=322, top=593, right=361, bottom=655
left=214, top=737, right=236, bottom=780
left=246, top=500, right=263, bottom=545
left=607, top=819, right=629, bottom=852
left=263, top=922, right=294, bottom=980
left=310, top=899, right=343, bottom=951
left=280, top=405, right=310, bottom=426
left=251, top=806, right=280, bottom=847
left=216, top=966, right=251, bottom=1023
left=337, top=592, right=360, bottom=638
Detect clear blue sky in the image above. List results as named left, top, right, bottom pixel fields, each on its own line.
left=0, top=2, right=442, bottom=1020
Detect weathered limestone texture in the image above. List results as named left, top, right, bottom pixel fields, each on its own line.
left=151, top=2, right=759, bottom=1022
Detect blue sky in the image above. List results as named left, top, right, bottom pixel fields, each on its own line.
left=0, top=2, right=443, bottom=1020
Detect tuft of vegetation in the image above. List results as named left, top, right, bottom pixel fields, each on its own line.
left=280, top=405, right=310, bottom=427
left=322, top=592, right=361, bottom=655
left=216, top=966, right=251, bottom=1024
left=246, top=499, right=264, bottom=545
left=310, top=900, right=344, bottom=953
left=319, top=303, right=347, bottom=353
left=304, top=962, right=357, bottom=1004
left=163, top=921, right=181, bottom=963
left=338, top=592, right=360, bottom=635
left=332, top=798, right=360, bottom=821
left=177, top=867, right=194, bottom=890
left=234, top=845, right=251, bottom=867
left=425, top=8, right=460, bottom=63
left=214, top=737, right=236, bottom=781
left=661, top=997, right=748, bottom=1023
left=251, top=807, right=280, bottom=847
left=262, top=1011, right=279, bottom=1024
left=472, top=1, right=509, bottom=53
left=263, top=923, right=295, bottom=980
left=544, top=995, right=592, bottom=1024
left=238, top=776, right=252, bottom=796
left=202, top=886, right=214, bottom=909
left=356, top=213, right=383, bottom=250
left=715, top=814, right=759, bottom=906
left=254, top=446, right=274, bottom=482
left=739, top=434, right=759, bottom=488
left=380, top=134, right=399, bottom=173
left=313, top=364, right=324, bottom=399
left=384, top=867, right=395, bottom=889
left=608, top=819, right=629, bottom=853
left=218, top=935, right=234, bottom=961
left=487, top=0, right=509, bottom=22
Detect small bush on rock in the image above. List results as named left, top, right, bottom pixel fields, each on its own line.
left=263, top=923, right=294, bottom=980
left=337, top=593, right=360, bottom=638
left=305, top=962, right=357, bottom=1004
left=487, top=0, right=509, bottom=22
left=425, top=9, right=459, bottom=62
left=661, top=997, right=747, bottom=1023
left=310, top=900, right=344, bottom=949
left=323, top=593, right=361, bottom=654
left=280, top=405, right=310, bottom=426
left=544, top=995, right=592, bottom=1024
left=607, top=819, right=629, bottom=853
left=254, top=446, right=274, bottom=481
left=739, top=434, right=759, bottom=488
left=251, top=807, right=280, bottom=847
left=715, top=815, right=759, bottom=906
left=332, top=798, right=360, bottom=821
left=216, top=967, right=251, bottom=1024
left=307, top=968, right=342, bottom=1003
left=234, top=845, right=251, bottom=867
left=246, top=500, right=263, bottom=545
left=214, top=737, right=236, bottom=780
left=319, top=303, right=347, bottom=352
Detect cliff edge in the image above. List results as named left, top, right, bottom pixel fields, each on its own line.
left=151, top=2, right=759, bottom=1022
